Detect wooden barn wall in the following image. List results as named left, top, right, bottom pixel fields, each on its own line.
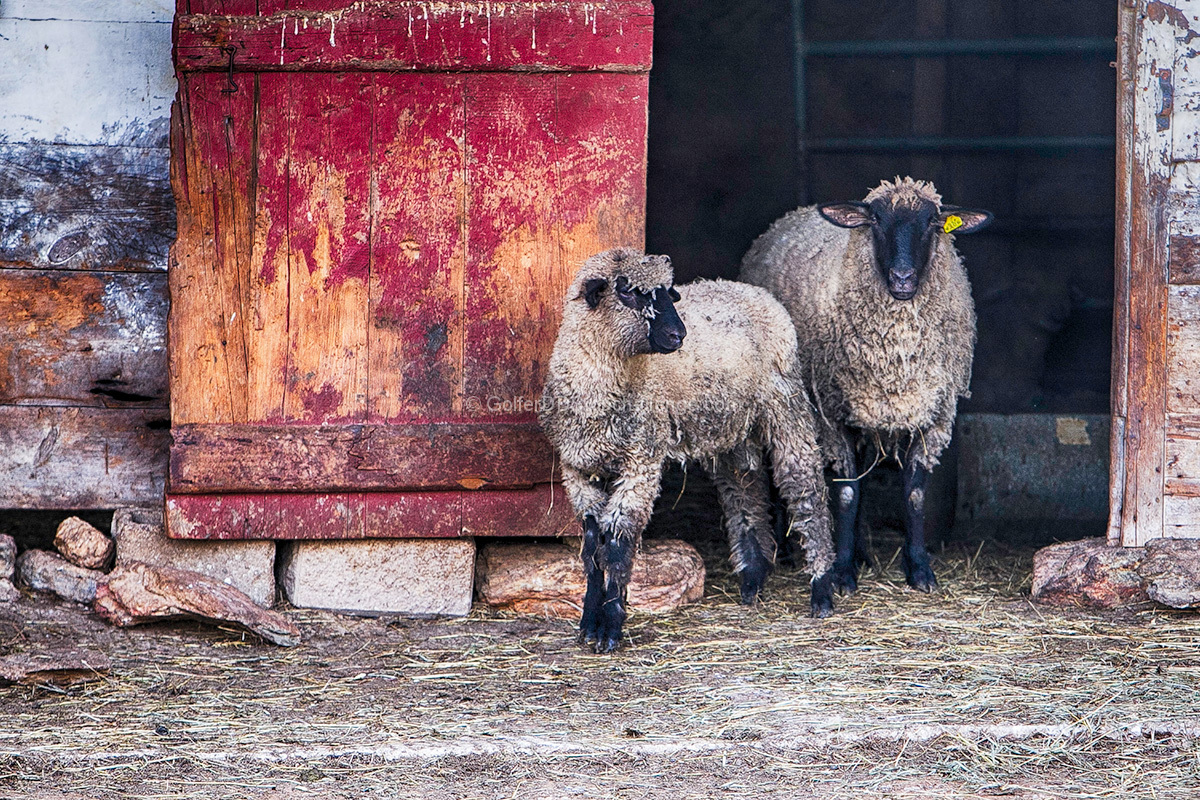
left=0, top=1, right=175, bottom=508
left=1110, top=0, right=1200, bottom=545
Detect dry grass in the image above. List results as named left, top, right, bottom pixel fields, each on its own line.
left=1, top=477, right=1198, bottom=798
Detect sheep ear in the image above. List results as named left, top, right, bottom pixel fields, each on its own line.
left=818, top=202, right=873, bottom=229
left=667, top=287, right=681, bottom=302
left=582, top=278, right=608, bottom=308
left=939, top=207, right=993, bottom=234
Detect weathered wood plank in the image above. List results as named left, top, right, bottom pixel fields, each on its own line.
left=0, top=269, right=167, bottom=407
left=169, top=423, right=557, bottom=492
left=175, top=3, right=654, bottom=74
left=1164, top=495, right=1200, bottom=537
left=168, top=75, right=249, bottom=425
left=282, top=72, right=371, bottom=423
left=0, top=407, right=168, bottom=508
left=1169, top=226, right=1200, bottom=284
left=462, top=484, right=578, bottom=538
left=1165, top=413, right=1200, bottom=496
left=1167, top=285, right=1200, bottom=411
left=5, top=1, right=173, bottom=23
left=369, top=74, right=466, bottom=422
left=166, top=484, right=572, bottom=539
left=1117, top=1, right=1177, bottom=546
left=0, top=143, right=172, bottom=273
left=0, top=18, right=173, bottom=147
left=1110, top=0, right=1137, bottom=545
left=462, top=72, right=647, bottom=423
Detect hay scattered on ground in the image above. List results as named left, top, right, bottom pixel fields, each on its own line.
left=1, top=476, right=1198, bottom=798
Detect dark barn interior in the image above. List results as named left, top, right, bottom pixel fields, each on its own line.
left=647, top=0, right=1116, bottom=417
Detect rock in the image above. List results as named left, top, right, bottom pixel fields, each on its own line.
left=94, top=561, right=300, bottom=647
left=278, top=538, right=476, bottom=617
left=17, top=550, right=106, bottom=604
left=0, top=579, right=18, bottom=603
left=0, top=533, right=16, bottom=581
left=1031, top=538, right=1148, bottom=608
left=113, top=507, right=275, bottom=607
left=476, top=538, right=706, bottom=619
left=0, top=651, right=110, bottom=686
left=54, top=516, right=115, bottom=570
left=1140, top=538, right=1200, bottom=608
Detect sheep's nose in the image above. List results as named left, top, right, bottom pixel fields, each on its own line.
left=662, top=329, right=685, bottom=349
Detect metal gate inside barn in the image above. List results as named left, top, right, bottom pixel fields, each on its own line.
left=164, top=1, right=652, bottom=540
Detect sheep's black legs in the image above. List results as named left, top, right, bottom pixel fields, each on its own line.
left=578, top=515, right=606, bottom=643
left=830, top=476, right=861, bottom=594
left=578, top=516, right=634, bottom=653
left=811, top=570, right=834, bottom=618
left=711, top=458, right=776, bottom=604
left=902, top=458, right=938, bottom=592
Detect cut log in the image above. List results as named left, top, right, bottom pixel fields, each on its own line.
left=93, top=561, right=300, bottom=646
left=1141, top=538, right=1200, bottom=608
left=17, top=550, right=106, bottom=604
left=476, top=538, right=706, bottom=619
left=55, top=516, right=115, bottom=570
left=1031, top=538, right=1149, bottom=608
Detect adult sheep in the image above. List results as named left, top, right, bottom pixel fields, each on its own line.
left=740, top=177, right=991, bottom=593
left=541, top=247, right=834, bottom=653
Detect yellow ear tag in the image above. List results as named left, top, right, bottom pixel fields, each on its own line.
left=943, top=215, right=964, bottom=234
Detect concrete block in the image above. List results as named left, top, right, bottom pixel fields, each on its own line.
left=111, top=507, right=276, bottom=608
left=957, top=413, right=1110, bottom=521
left=278, top=538, right=475, bottom=617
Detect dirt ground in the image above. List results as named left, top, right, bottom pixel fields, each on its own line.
left=2, top=474, right=1199, bottom=799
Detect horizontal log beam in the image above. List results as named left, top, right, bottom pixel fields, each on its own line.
left=166, top=484, right=578, bottom=539
left=0, top=406, right=169, bottom=508
left=169, top=423, right=559, bottom=493
left=175, top=3, right=654, bottom=74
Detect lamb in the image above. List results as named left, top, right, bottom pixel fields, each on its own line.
left=540, top=247, right=835, bottom=653
left=740, top=177, right=992, bottom=593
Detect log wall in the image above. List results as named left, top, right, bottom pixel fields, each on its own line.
left=0, top=1, right=175, bottom=508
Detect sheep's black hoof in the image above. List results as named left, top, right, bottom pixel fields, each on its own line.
left=904, top=559, right=938, bottom=593
left=830, top=560, right=859, bottom=595
left=810, top=571, right=834, bottom=619
left=738, top=559, right=771, bottom=605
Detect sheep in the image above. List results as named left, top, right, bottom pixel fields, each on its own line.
left=739, top=177, right=992, bottom=594
left=540, top=247, right=835, bottom=653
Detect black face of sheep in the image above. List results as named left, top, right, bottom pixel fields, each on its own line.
left=583, top=274, right=687, bottom=354
left=818, top=199, right=992, bottom=301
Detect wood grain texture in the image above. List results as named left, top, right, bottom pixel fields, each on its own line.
left=1166, top=414, right=1200, bottom=496
left=1114, top=0, right=1179, bottom=546
left=0, top=407, right=168, bottom=508
left=166, top=485, right=574, bottom=539
left=1109, top=0, right=1137, bottom=545
left=1168, top=285, right=1200, bottom=412
left=175, top=2, right=654, bottom=73
left=1169, top=232, right=1200, bottom=284
left=169, top=2, right=651, bottom=538
left=0, top=269, right=167, bottom=407
left=1164, top=495, right=1200, bottom=537
left=0, top=144, right=173, bottom=273
left=169, top=423, right=557, bottom=492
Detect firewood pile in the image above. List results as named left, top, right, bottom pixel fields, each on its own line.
left=9, top=517, right=299, bottom=646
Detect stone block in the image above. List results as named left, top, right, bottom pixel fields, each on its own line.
left=112, top=507, right=276, bottom=607
left=1033, top=537, right=1200, bottom=610
left=17, top=550, right=105, bottom=604
left=55, top=516, right=114, bottom=570
left=1141, top=538, right=1200, bottom=609
left=278, top=538, right=475, bottom=616
left=476, top=538, right=706, bottom=619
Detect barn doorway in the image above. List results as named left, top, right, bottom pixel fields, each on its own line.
left=646, top=0, right=1117, bottom=538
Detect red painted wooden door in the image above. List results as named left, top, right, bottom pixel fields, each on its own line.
left=166, top=1, right=651, bottom=539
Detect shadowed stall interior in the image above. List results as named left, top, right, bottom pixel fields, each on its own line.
left=646, top=0, right=1116, bottom=540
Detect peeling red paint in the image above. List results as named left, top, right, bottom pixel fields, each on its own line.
left=301, top=383, right=344, bottom=420
left=171, top=1, right=650, bottom=539
left=1148, top=1, right=1191, bottom=30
